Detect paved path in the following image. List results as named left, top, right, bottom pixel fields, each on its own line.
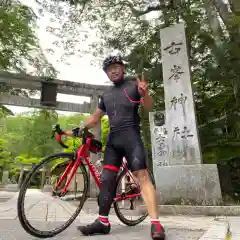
left=227, top=217, right=240, bottom=240
left=0, top=219, right=206, bottom=240
left=0, top=190, right=232, bottom=239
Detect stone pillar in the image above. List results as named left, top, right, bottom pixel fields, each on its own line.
left=42, top=166, right=52, bottom=192
left=88, top=94, right=101, bottom=198
left=161, top=23, right=202, bottom=165
left=149, top=111, right=169, bottom=169
left=2, top=170, right=9, bottom=185
left=40, top=167, right=46, bottom=190
left=151, top=23, right=222, bottom=205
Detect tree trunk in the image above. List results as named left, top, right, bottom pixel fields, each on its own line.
left=159, top=0, right=170, bottom=26
left=203, top=0, right=223, bottom=46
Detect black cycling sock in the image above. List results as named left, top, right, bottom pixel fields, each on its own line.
left=98, top=168, right=118, bottom=216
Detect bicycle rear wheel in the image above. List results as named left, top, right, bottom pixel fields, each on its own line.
left=113, top=168, right=155, bottom=226
left=17, top=152, right=89, bottom=238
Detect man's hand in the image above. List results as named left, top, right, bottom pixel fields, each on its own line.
left=52, top=124, right=63, bottom=134
left=136, top=72, right=149, bottom=97
left=72, top=127, right=82, bottom=137
left=136, top=71, right=152, bottom=110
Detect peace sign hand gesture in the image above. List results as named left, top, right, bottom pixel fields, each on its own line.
left=136, top=72, right=149, bottom=97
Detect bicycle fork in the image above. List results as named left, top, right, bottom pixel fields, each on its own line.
left=53, top=158, right=82, bottom=197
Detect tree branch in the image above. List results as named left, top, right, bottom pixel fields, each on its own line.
left=203, top=0, right=223, bottom=46
left=211, top=0, right=233, bottom=27
left=115, top=1, right=169, bottom=17
left=60, top=0, right=169, bottom=18
left=135, top=5, right=163, bottom=16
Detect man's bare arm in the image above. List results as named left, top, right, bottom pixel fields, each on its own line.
left=138, top=86, right=153, bottom=110
left=64, top=108, right=104, bottom=136
left=141, top=93, right=153, bottom=110
left=136, top=72, right=152, bottom=110
left=83, top=108, right=104, bottom=129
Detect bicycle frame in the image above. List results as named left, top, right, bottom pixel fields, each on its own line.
left=54, top=137, right=141, bottom=202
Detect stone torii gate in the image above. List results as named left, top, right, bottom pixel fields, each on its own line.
left=0, top=71, right=109, bottom=197
left=0, top=71, right=108, bottom=113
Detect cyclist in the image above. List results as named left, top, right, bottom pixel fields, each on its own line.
left=66, top=55, right=165, bottom=240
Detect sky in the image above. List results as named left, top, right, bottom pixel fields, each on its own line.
left=6, top=0, right=110, bottom=116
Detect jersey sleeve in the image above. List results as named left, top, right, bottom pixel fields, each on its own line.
left=98, top=96, right=106, bottom=112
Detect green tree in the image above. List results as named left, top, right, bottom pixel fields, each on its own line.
left=0, top=138, right=12, bottom=170
left=101, top=116, right=109, bottom=148
left=0, top=0, right=56, bottom=74
left=2, top=110, right=58, bottom=159
left=20, top=110, right=59, bottom=157
left=49, top=0, right=240, bottom=165
left=1, top=109, right=110, bottom=178
left=0, top=1, right=57, bottom=117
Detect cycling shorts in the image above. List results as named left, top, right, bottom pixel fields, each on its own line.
left=103, top=127, right=147, bottom=172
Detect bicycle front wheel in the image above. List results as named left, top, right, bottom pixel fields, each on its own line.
left=113, top=168, right=155, bottom=226
left=17, top=152, right=89, bottom=238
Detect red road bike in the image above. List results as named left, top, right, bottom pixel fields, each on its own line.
left=17, top=125, right=155, bottom=238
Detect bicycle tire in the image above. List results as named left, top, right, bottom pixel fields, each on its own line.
left=17, top=152, right=89, bottom=238
left=113, top=168, right=155, bottom=226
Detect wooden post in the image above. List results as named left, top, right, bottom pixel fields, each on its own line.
left=41, top=166, right=46, bottom=190
left=18, top=165, right=24, bottom=189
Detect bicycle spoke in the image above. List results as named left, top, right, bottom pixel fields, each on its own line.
left=17, top=153, right=88, bottom=238
left=113, top=168, right=155, bottom=226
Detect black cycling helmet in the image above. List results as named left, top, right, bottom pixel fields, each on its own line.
left=102, top=55, right=124, bottom=72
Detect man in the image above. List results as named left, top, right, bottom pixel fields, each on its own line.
left=77, top=55, right=165, bottom=239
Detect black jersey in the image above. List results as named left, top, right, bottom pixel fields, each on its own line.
left=98, top=79, right=141, bottom=132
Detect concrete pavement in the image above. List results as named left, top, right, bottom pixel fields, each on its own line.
left=227, top=217, right=240, bottom=240
left=0, top=219, right=206, bottom=240
left=0, top=189, right=232, bottom=239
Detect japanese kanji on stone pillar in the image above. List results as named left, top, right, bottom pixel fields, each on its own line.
left=160, top=23, right=202, bottom=165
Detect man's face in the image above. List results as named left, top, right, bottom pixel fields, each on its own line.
left=106, top=63, right=124, bottom=83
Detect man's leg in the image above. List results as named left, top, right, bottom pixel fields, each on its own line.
left=123, top=128, right=165, bottom=240
left=77, top=143, right=121, bottom=236
left=133, top=169, right=159, bottom=219
left=133, top=170, right=165, bottom=240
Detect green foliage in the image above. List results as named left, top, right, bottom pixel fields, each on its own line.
left=16, top=154, right=42, bottom=164
left=0, top=0, right=37, bottom=70
left=0, top=110, right=110, bottom=176
left=0, top=1, right=57, bottom=121
left=48, top=0, right=240, bottom=166
left=50, top=158, right=68, bottom=173
left=0, top=138, right=12, bottom=169
left=0, top=0, right=56, bottom=75
left=101, top=116, right=109, bottom=148
left=0, top=106, right=14, bottom=117
left=31, top=0, right=240, bottom=167
left=1, top=1, right=240, bottom=181
left=63, top=137, right=82, bottom=153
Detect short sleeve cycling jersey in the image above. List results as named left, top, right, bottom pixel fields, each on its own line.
left=98, top=79, right=141, bottom=132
